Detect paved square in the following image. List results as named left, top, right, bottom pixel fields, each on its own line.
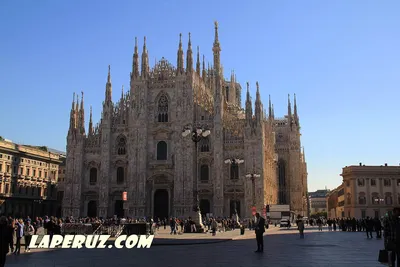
left=6, top=227, right=384, bottom=267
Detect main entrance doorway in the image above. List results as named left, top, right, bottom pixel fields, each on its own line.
left=200, top=199, right=210, bottom=216
left=87, top=201, right=97, bottom=217
left=154, top=189, right=169, bottom=220
left=229, top=200, right=241, bottom=217
left=114, top=200, right=124, bottom=218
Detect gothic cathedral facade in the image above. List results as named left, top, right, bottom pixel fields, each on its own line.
left=62, top=23, right=308, bottom=219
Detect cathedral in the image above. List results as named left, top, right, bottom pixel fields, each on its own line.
left=62, top=22, right=308, bottom=220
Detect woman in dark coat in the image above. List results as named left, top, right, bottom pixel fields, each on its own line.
left=0, top=216, right=10, bottom=267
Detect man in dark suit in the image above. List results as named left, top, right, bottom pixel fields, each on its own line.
left=254, top=212, right=266, bottom=252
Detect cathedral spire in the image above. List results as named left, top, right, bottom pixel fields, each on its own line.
left=141, top=36, right=149, bottom=78
left=88, top=105, right=93, bottom=135
left=196, top=46, right=201, bottom=74
left=255, top=82, right=262, bottom=124
left=177, top=33, right=184, bottom=75
left=230, top=70, right=236, bottom=104
left=186, top=33, right=193, bottom=73
left=105, top=65, right=112, bottom=103
left=245, top=82, right=253, bottom=125
left=132, top=37, right=139, bottom=79
left=202, top=54, right=207, bottom=83
left=75, top=93, right=79, bottom=112
left=272, top=104, right=275, bottom=118
left=294, top=93, right=299, bottom=126
left=80, top=91, right=85, bottom=134
left=288, top=94, right=293, bottom=128
left=69, top=92, right=76, bottom=130
left=268, top=95, right=272, bottom=119
left=212, top=21, right=221, bottom=74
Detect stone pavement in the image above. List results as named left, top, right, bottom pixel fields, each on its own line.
left=6, top=226, right=385, bottom=267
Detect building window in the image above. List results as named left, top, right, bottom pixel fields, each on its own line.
left=371, top=179, right=376, bottom=186
left=5, top=184, right=9, bottom=194
left=157, top=93, right=169, bottom=122
left=384, top=179, right=391, bottom=187
left=156, top=141, right=167, bottom=160
left=90, top=168, right=97, bottom=185
left=45, top=172, right=47, bottom=178
left=200, top=138, right=210, bottom=152
left=117, top=136, right=126, bottom=155
left=358, top=194, right=366, bottom=205
left=200, top=165, right=209, bottom=182
left=33, top=169, right=36, bottom=177
left=117, top=167, right=124, bottom=184
left=18, top=186, right=22, bottom=194
left=38, top=187, right=42, bottom=196
left=361, top=210, right=366, bottom=219
left=385, top=195, right=393, bottom=205
left=230, top=164, right=239, bottom=180
left=39, top=171, right=42, bottom=178
left=27, top=168, right=30, bottom=176
left=6, top=165, right=10, bottom=173
left=0, top=163, right=2, bottom=172
left=357, top=178, right=365, bottom=186
left=13, top=166, right=17, bottom=174
left=397, top=179, right=400, bottom=186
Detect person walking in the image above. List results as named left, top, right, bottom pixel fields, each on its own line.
left=24, top=221, right=35, bottom=252
left=254, top=213, right=266, bottom=253
left=297, top=215, right=305, bottom=239
left=14, top=219, right=24, bottom=255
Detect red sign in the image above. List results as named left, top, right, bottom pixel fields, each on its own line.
left=122, top=191, right=127, bottom=201
left=251, top=206, right=257, bottom=216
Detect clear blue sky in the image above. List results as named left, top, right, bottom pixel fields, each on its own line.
left=1, top=0, right=399, bottom=192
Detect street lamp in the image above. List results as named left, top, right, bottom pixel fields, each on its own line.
left=224, top=158, right=244, bottom=221
left=245, top=173, right=261, bottom=208
left=182, top=125, right=210, bottom=230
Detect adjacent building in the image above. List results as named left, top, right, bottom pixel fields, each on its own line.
left=0, top=137, right=64, bottom=217
left=308, top=189, right=330, bottom=214
left=326, top=183, right=344, bottom=218
left=341, top=163, right=400, bottom=218
left=63, top=22, right=308, bottom=219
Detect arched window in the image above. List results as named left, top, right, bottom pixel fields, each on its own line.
left=157, top=94, right=169, bottom=122
left=230, top=164, right=239, bottom=180
left=90, top=168, right=97, bottom=185
left=372, top=192, right=379, bottom=204
left=117, top=136, right=126, bottom=155
left=200, top=138, right=210, bottom=152
left=157, top=141, right=167, bottom=160
left=117, top=167, right=124, bottom=184
left=385, top=194, right=393, bottom=205
left=358, top=193, right=366, bottom=205
left=200, top=165, right=209, bottom=182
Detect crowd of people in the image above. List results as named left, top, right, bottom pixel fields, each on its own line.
left=2, top=211, right=400, bottom=266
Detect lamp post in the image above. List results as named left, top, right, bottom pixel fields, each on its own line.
left=224, top=158, right=244, bottom=223
left=245, top=173, right=261, bottom=208
left=182, top=125, right=210, bottom=231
